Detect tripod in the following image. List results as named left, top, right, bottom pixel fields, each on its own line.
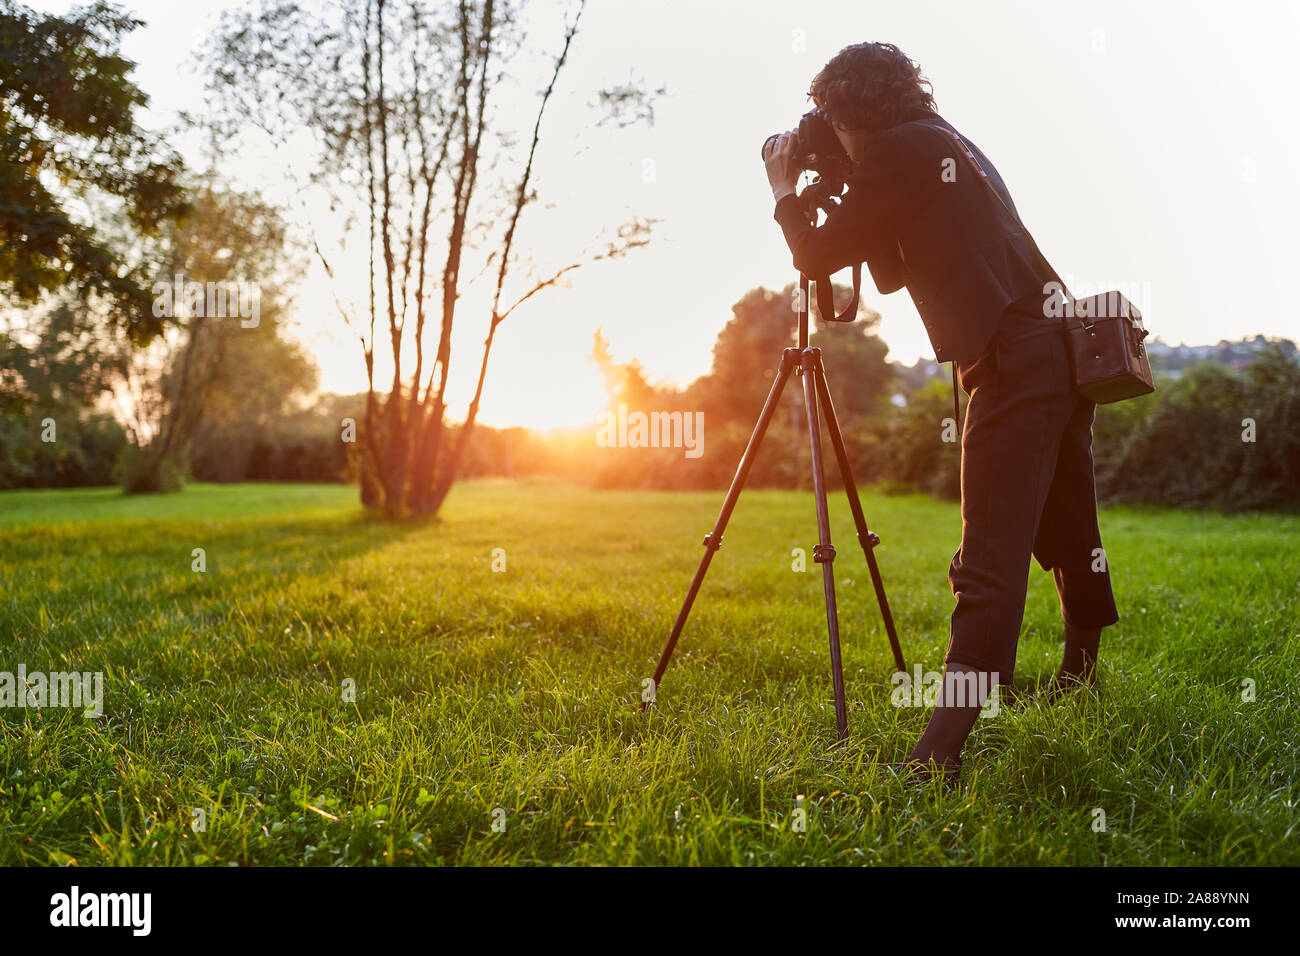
left=645, top=274, right=905, bottom=740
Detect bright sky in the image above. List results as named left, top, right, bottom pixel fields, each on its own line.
left=30, top=0, right=1300, bottom=428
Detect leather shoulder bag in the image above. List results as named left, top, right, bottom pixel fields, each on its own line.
left=945, top=128, right=1156, bottom=404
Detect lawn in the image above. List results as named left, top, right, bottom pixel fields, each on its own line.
left=0, top=480, right=1296, bottom=865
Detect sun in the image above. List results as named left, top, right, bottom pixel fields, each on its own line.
left=475, top=359, right=610, bottom=432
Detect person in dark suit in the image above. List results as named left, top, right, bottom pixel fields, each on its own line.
left=764, top=42, right=1119, bottom=781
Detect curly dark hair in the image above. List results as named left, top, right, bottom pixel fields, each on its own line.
left=808, top=42, right=935, bottom=134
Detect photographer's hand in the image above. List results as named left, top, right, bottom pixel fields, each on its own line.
left=764, top=131, right=799, bottom=204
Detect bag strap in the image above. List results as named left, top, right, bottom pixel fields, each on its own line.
left=939, top=125, right=1074, bottom=304
left=933, top=122, right=1066, bottom=449
left=951, top=362, right=960, bottom=435
left=952, top=136, right=1145, bottom=340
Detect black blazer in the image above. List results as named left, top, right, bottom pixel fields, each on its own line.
left=773, top=110, right=1055, bottom=365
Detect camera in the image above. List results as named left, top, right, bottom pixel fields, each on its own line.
left=762, top=108, right=851, bottom=218
left=762, top=109, right=848, bottom=177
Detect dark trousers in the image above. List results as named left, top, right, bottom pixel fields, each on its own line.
left=944, top=300, right=1120, bottom=682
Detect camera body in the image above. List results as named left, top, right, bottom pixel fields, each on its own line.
left=763, top=108, right=861, bottom=324
left=763, top=108, right=851, bottom=219
left=763, top=108, right=848, bottom=177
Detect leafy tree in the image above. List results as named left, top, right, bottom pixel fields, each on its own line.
left=185, top=338, right=319, bottom=483
left=118, top=183, right=313, bottom=492
left=0, top=298, right=127, bottom=413
left=693, top=286, right=802, bottom=427
left=0, top=0, right=187, bottom=339
left=205, top=0, right=653, bottom=517
left=0, top=297, right=129, bottom=487
left=587, top=282, right=896, bottom=490
left=692, top=283, right=893, bottom=425
left=811, top=307, right=895, bottom=422
left=590, top=327, right=670, bottom=413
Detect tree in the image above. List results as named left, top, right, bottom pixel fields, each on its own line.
left=810, top=306, right=896, bottom=421
left=205, top=0, right=653, bottom=517
left=694, top=286, right=804, bottom=427
left=116, top=183, right=311, bottom=492
left=584, top=283, right=895, bottom=490
left=692, top=283, right=893, bottom=426
left=0, top=0, right=187, bottom=339
left=0, top=296, right=130, bottom=487
left=184, top=333, right=319, bottom=483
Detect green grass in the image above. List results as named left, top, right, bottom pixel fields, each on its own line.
left=0, top=479, right=1296, bottom=865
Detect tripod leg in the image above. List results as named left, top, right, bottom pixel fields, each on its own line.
left=812, top=355, right=906, bottom=673
left=800, top=347, right=849, bottom=740
left=646, top=348, right=801, bottom=706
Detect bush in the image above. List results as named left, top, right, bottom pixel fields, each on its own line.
left=1093, top=348, right=1300, bottom=511
left=0, top=412, right=127, bottom=488
left=860, top=378, right=961, bottom=500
